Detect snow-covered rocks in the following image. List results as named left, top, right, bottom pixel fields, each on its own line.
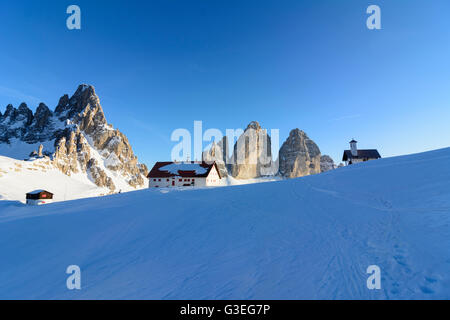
left=0, top=155, right=109, bottom=202
left=0, top=84, right=148, bottom=191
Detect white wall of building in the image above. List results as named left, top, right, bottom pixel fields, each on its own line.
left=346, top=158, right=378, bottom=166
left=26, top=199, right=53, bottom=205
left=149, top=176, right=207, bottom=188
left=148, top=165, right=222, bottom=188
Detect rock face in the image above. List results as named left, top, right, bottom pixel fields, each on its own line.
left=202, top=141, right=228, bottom=177
left=0, top=103, right=33, bottom=142
left=230, top=121, right=274, bottom=179
left=278, top=129, right=321, bottom=178
left=320, top=155, right=337, bottom=172
left=38, top=144, right=44, bottom=157
left=24, top=103, right=54, bottom=143
left=0, top=84, right=148, bottom=191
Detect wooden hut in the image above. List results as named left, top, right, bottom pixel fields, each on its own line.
left=26, top=190, right=54, bottom=205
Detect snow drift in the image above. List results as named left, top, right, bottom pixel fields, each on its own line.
left=0, top=147, right=449, bottom=299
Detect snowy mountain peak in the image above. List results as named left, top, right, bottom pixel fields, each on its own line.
left=55, top=84, right=103, bottom=122
left=0, top=85, right=148, bottom=192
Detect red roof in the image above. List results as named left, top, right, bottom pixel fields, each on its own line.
left=147, top=161, right=221, bottom=179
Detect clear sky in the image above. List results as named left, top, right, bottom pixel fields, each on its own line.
left=1, top=0, right=450, bottom=166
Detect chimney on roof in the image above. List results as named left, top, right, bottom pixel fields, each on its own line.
left=350, top=139, right=358, bottom=156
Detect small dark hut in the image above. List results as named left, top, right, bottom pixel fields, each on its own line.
left=26, top=190, right=54, bottom=205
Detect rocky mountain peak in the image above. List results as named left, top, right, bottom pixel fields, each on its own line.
left=17, top=103, right=33, bottom=126
left=55, top=84, right=103, bottom=122
left=2, top=104, right=17, bottom=122
left=289, top=128, right=305, bottom=137
left=71, top=84, right=98, bottom=108
left=17, top=102, right=31, bottom=112
left=246, top=121, right=262, bottom=131
left=32, top=103, right=52, bottom=132
left=55, top=94, right=70, bottom=114
left=278, top=128, right=321, bottom=178
left=35, top=102, right=50, bottom=115
left=230, top=121, right=274, bottom=179
left=0, top=84, right=148, bottom=192
left=320, top=155, right=337, bottom=172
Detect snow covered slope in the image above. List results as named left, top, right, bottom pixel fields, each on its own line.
left=0, top=156, right=109, bottom=202
left=0, top=147, right=449, bottom=299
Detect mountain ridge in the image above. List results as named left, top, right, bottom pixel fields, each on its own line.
left=0, top=84, right=148, bottom=192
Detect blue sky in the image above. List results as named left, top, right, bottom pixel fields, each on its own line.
left=1, top=0, right=450, bottom=166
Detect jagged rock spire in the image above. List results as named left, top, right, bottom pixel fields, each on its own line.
left=278, top=129, right=321, bottom=178
left=230, top=121, right=274, bottom=179
left=55, top=84, right=104, bottom=122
